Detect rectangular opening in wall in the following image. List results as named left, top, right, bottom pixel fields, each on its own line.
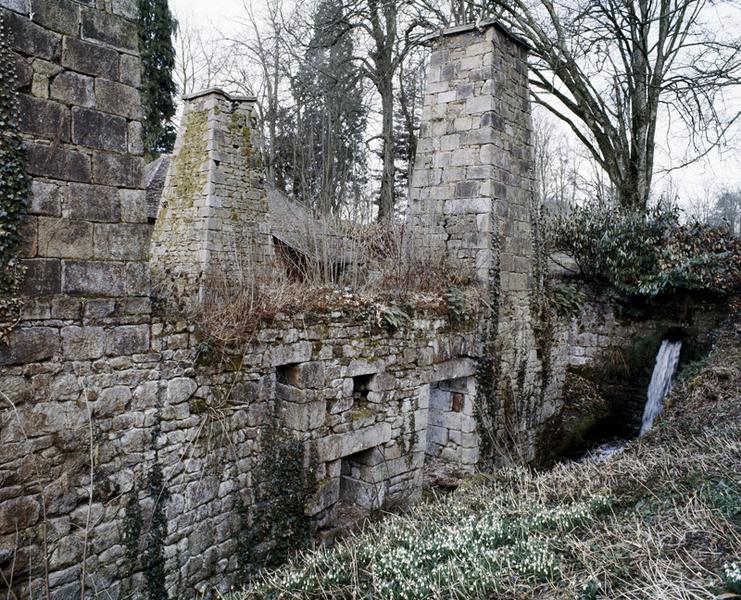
left=339, top=448, right=382, bottom=511
left=425, top=376, right=477, bottom=467
left=352, top=374, right=373, bottom=403
left=348, top=374, right=376, bottom=420
left=276, top=363, right=301, bottom=387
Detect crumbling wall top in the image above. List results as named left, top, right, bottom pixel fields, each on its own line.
left=181, top=87, right=258, bottom=104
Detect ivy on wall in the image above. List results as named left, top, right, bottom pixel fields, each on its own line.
left=242, top=431, right=316, bottom=575
left=0, top=13, right=29, bottom=340
left=122, top=461, right=171, bottom=600
left=475, top=226, right=502, bottom=464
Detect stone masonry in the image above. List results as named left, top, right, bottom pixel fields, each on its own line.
left=1, top=8, right=565, bottom=600
left=551, top=286, right=727, bottom=434
left=7, top=0, right=149, bottom=307
left=150, top=89, right=274, bottom=306
left=409, top=21, right=553, bottom=462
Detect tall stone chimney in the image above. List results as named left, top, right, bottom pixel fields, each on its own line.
left=150, top=88, right=274, bottom=305
left=409, top=21, right=553, bottom=463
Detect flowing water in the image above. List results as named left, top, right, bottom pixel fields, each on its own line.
left=640, top=339, right=683, bottom=436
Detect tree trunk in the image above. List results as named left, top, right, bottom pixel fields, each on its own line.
left=377, top=81, right=396, bottom=222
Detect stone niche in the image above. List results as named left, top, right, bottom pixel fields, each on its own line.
left=426, top=376, right=478, bottom=469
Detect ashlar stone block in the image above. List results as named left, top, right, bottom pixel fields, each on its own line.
left=5, top=10, right=61, bottom=60
left=72, top=107, right=127, bottom=152
left=62, top=36, right=119, bottom=79
left=61, top=326, right=105, bottom=360
left=50, top=71, right=94, bottom=107
left=18, top=94, right=70, bottom=141
left=30, top=0, right=80, bottom=36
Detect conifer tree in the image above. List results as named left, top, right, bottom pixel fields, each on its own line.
left=138, top=0, right=178, bottom=157
left=292, top=0, right=368, bottom=216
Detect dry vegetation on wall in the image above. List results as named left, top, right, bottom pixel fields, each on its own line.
left=231, top=314, right=741, bottom=599
left=192, top=221, right=482, bottom=347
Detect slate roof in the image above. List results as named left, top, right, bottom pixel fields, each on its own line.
left=267, top=187, right=355, bottom=264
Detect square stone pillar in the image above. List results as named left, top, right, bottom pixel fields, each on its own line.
left=409, top=21, right=551, bottom=464
left=408, top=21, right=533, bottom=285
left=150, top=88, right=275, bottom=306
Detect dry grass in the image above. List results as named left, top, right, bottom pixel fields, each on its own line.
left=230, top=315, right=741, bottom=599
left=193, top=221, right=481, bottom=347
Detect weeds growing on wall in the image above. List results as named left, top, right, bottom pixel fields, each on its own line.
left=187, top=220, right=481, bottom=347
left=0, top=14, right=29, bottom=341
left=552, top=203, right=741, bottom=298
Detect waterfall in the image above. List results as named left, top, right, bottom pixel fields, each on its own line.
left=640, top=339, right=683, bottom=436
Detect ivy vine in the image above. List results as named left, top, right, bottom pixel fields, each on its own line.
left=0, top=13, right=29, bottom=340
left=528, top=193, right=556, bottom=392
left=474, top=224, right=502, bottom=464
left=242, top=430, right=316, bottom=576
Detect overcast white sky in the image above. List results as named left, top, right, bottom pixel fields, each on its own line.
left=168, top=0, right=741, bottom=208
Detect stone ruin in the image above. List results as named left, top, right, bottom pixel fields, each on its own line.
left=5, top=3, right=716, bottom=598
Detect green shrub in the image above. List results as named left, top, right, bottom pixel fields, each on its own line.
left=551, top=203, right=740, bottom=298
left=551, top=284, right=587, bottom=317
left=724, top=563, right=741, bottom=594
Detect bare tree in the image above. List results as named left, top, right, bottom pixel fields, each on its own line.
left=230, top=0, right=295, bottom=186
left=532, top=110, right=593, bottom=214
left=325, top=0, right=433, bottom=221
left=479, top=0, right=741, bottom=212
left=685, top=185, right=715, bottom=222
left=173, top=15, right=234, bottom=97
left=709, top=188, right=741, bottom=234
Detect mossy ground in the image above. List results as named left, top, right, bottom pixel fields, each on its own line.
left=229, top=314, right=740, bottom=599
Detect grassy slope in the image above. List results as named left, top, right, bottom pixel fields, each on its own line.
left=235, top=317, right=741, bottom=600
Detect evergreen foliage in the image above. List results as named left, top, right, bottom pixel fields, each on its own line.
left=289, top=0, right=368, bottom=215
left=709, top=189, right=741, bottom=236
left=552, top=203, right=741, bottom=298
left=138, top=0, right=178, bottom=156
left=0, top=13, right=28, bottom=340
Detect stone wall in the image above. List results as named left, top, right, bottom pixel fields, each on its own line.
left=409, top=21, right=553, bottom=463
left=1, top=7, right=565, bottom=599
left=554, top=286, right=728, bottom=434
left=1, top=304, right=477, bottom=598
left=150, top=89, right=274, bottom=306
left=0, top=6, right=483, bottom=598
left=7, top=0, right=149, bottom=308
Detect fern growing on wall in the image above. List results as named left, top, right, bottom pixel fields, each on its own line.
left=0, top=13, right=29, bottom=340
